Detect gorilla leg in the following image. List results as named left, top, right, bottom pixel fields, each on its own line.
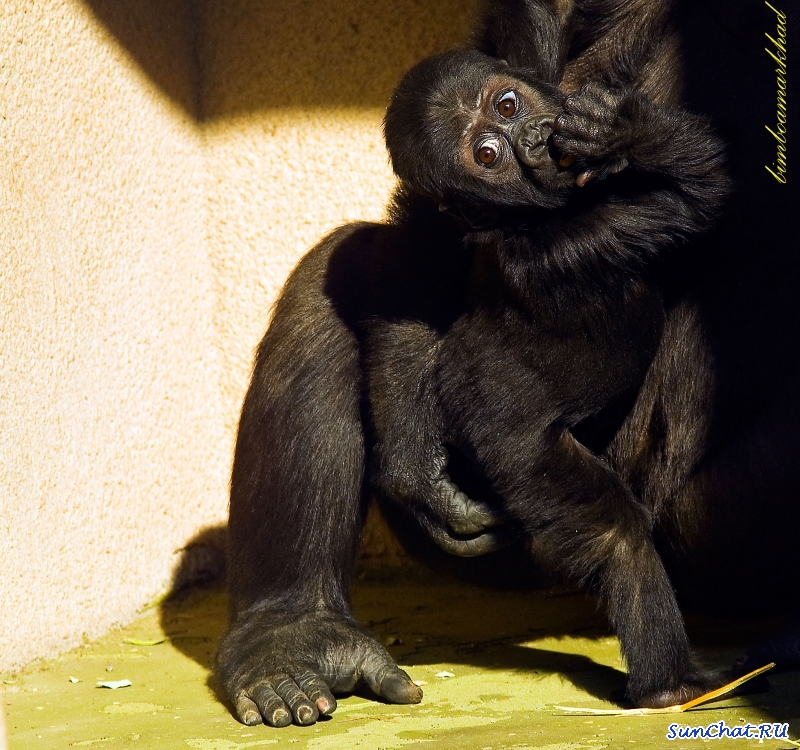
left=217, top=226, right=421, bottom=727
left=437, top=320, right=708, bottom=707
left=607, top=300, right=714, bottom=529
left=608, top=300, right=800, bottom=680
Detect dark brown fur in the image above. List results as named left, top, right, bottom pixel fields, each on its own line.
left=216, top=0, right=800, bottom=728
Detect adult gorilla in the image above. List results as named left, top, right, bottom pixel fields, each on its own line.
left=216, top=0, right=800, bottom=728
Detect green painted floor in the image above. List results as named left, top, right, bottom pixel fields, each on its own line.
left=4, top=577, right=799, bottom=749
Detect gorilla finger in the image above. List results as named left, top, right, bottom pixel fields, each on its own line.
left=564, top=93, right=610, bottom=122
left=578, top=81, right=620, bottom=107
left=553, top=115, right=599, bottom=140
left=427, top=524, right=516, bottom=557
left=432, top=476, right=481, bottom=534
left=447, top=492, right=503, bottom=535
left=295, top=670, right=338, bottom=715
left=551, top=133, right=597, bottom=158
left=233, top=692, right=263, bottom=726
left=553, top=113, right=580, bottom=135
left=248, top=683, right=292, bottom=727
left=555, top=117, right=602, bottom=145
left=551, top=133, right=580, bottom=156
left=273, top=676, right=319, bottom=725
left=431, top=473, right=499, bottom=535
left=363, top=663, right=423, bottom=704
left=462, top=497, right=503, bottom=530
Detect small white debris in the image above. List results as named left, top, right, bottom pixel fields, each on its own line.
left=96, top=680, right=132, bottom=689
left=435, top=671, right=455, bottom=679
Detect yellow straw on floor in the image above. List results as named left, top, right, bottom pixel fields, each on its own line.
left=554, top=662, right=775, bottom=716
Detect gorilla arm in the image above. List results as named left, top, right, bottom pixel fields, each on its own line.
left=356, top=195, right=517, bottom=555
left=473, top=0, right=572, bottom=83
left=365, top=316, right=515, bottom=556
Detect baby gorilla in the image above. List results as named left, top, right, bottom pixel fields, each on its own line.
left=368, top=48, right=730, bottom=707
left=216, top=0, right=734, bottom=728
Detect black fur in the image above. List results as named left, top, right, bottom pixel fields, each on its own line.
left=216, top=0, right=800, bottom=727
left=373, top=0, right=729, bottom=705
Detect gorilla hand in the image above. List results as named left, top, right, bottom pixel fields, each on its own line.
left=553, top=82, right=646, bottom=186
left=216, top=610, right=422, bottom=727
left=417, top=471, right=518, bottom=556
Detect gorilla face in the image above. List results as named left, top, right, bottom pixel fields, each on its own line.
left=384, top=49, right=576, bottom=213
left=461, top=76, right=564, bottom=174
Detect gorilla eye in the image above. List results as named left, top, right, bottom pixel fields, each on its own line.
left=496, top=91, right=517, bottom=118
left=476, top=142, right=498, bottom=166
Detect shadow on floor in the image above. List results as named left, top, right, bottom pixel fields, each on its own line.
left=159, top=524, right=800, bottom=732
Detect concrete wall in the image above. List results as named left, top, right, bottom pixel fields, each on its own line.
left=0, top=0, right=477, bottom=671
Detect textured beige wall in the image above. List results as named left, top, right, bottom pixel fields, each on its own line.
left=0, top=0, right=478, bottom=672
left=200, top=0, right=480, bottom=434
left=0, top=0, right=225, bottom=671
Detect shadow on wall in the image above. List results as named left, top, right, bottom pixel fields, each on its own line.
left=158, top=525, right=230, bottom=711
left=80, top=0, right=203, bottom=116
left=168, top=524, right=229, bottom=594
left=81, top=0, right=481, bottom=120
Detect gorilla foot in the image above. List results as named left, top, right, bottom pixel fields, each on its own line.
left=629, top=674, right=711, bottom=709
left=217, top=610, right=422, bottom=727
left=629, top=668, right=769, bottom=709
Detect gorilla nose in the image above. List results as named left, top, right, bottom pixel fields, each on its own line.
left=514, top=115, right=555, bottom=168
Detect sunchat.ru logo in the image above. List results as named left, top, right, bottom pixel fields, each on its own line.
left=666, top=720, right=789, bottom=740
